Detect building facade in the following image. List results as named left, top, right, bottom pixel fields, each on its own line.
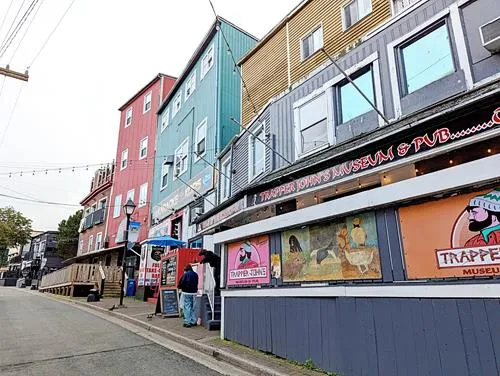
left=107, top=74, right=176, bottom=251
left=150, top=17, right=257, bottom=248
left=193, top=0, right=500, bottom=374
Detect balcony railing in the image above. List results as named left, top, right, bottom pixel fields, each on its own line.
left=81, top=208, right=106, bottom=232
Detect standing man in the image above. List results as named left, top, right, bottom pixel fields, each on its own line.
left=177, top=264, right=198, bottom=328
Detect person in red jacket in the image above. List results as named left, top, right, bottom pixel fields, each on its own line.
left=464, top=188, right=500, bottom=247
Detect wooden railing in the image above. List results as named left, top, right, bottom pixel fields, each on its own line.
left=40, top=264, right=122, bottom=290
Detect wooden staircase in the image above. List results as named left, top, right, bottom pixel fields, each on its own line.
left=103, top=281, right=121, bottom=297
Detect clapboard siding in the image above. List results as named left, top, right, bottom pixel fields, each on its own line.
left=224, top=296, right=500, bottom=376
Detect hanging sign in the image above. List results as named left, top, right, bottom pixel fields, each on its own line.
left=196, top=198, right=245, bottom=232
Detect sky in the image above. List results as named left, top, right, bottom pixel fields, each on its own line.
left=0, top=0, right=299, bottom=231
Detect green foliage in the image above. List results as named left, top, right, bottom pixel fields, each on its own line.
left=0, top=247, right=7, bottom=267
left=0, top=207, right=32, bottom=251
left=56, top=210, right=83, bottom=260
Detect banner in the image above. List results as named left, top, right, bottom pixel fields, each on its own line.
left=138, top=245, right=163, bottom=286
left=226, top=235, right=270, bottom=286
left=282, top=212, right=381, bottom=282
left=400, top=188, right=500, bottom=279
left=116, top=220, right=141, bottom=243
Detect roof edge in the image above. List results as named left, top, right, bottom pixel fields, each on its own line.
left=118, top=73, right=177, bottom=111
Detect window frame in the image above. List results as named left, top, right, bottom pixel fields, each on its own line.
left=200, top=44, right=215, bottom=79
left=248, top=122, right=266, bottom=182
left=79, top=240, right=83, bottom=252
left=125, top=108, right=132, bottom=128
left=143, top=91, right=152, bottom=113
left=336, top=65, right=375, bottom=124
left=95, top=232, right=103, bottom=250
left=160, top=163, right=169, bottom=190
left=160, top=108, right=170, bottom=133
left=98, top=197, right=107, bottom=209
left=220, top=157, right=232, bottom=200
left=139, top=182, right=148, bottom=208
left=194, top=118, right=207, bottom=161
left=88, top=235, right=94, bottom=252
left=120, top=148, right=128, bottom=170
left=139, top=136, right=148, bottom=160
left=342, top=0, right=373, bottom=31
left=185, top=71, right=196, bottom=100
left=172, top=93, right=182, bottom=117
left=174, top=138, right=189, bottom=179
left=126, top=189, right=135, bottom=203
left=113, top=194, right=122, bottom=218
left=300, top=24, right=324, bottom=61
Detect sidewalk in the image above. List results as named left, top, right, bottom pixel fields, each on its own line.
left=46, top=294, right=326, bottom=376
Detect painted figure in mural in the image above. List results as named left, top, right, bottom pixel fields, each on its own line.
left=237, top=241, right=259, bottom=269
left=464, top=188, right=500, bottom=247
left=288, top=235, right=303, bottom=253
left=339, top=221, right=374, bottom=275
left=351, top=218, right=367, bottom=246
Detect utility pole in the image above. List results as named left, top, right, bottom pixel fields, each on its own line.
left=0, top=65, right=29, bottom=82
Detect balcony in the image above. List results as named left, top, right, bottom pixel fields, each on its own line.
left=81, top=208, right=105, bottom=232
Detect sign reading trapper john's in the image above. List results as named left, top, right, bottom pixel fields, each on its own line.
left=399, top=188, right=500, bottom=279
left=226, top=235, right=270, bottom=286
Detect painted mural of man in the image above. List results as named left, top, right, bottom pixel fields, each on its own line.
left=237, top=241, right=259, bottom=269
left=464, top=188, right=500, bottom=247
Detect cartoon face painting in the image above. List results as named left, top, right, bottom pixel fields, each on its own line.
left=464, top=188, right=500, bottom=247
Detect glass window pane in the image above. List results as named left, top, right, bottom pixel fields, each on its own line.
left=339, top=69, right=374, bottom=123
left=302, top=36, right=310, bottom=58
left=312, top=28, right=322, bottom=50
left=301, top=119, right=328, bottom=153
left=298, top=94, right=327, bottom=130
left=402, top=24, right=454, bottom=94
left=253, top=130, right=265, bottom=175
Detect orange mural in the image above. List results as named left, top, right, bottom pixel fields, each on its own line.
left=400, top=188, right=500, bottom=279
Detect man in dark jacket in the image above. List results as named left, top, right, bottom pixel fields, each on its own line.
left=177, top=264, right=198, bottom=327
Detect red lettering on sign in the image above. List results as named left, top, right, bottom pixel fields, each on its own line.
left=397, top=143, right=410, bottom=157
left=493, top=107, right=500, bottom=124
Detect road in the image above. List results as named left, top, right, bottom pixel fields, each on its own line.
left=0, top=287, right=222, bottom=376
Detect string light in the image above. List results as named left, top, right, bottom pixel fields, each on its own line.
left=487, top=148, right=492, bottom=154
left=449, top=159, right=454, bottom=165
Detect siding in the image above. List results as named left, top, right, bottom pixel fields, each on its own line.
left=225, top=296, right=500, bottom=376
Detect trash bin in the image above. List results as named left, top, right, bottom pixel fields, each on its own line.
left=126, top=279, right=136, bottom=296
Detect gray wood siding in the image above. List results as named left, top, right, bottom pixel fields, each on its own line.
left=225, top=296, right=500, bottom=376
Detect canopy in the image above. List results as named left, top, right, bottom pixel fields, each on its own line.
left=141, top=235, right=186, bottom=247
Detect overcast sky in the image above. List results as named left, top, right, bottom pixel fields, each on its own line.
left=0, top=0, right=299, bottom=231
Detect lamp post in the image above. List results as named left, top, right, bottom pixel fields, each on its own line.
left=119, top=198, right=136, bottom=307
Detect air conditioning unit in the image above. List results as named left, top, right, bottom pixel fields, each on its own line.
left=480, top=16, right=500, bottom=53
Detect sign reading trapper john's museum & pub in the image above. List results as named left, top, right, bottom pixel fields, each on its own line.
left=247, top=107, right=500, bottom=207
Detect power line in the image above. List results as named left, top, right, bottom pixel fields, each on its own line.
left=0, top=81, right=25, bottom=148
left=28, top=0, right=76, bottom=69
left=9, top=0, right=45, bottom=63
left=0, top=0, right=27, bottom=57
left=0, top=0, right=15, bottom=41
left=0, top=192, right=80, bottom=207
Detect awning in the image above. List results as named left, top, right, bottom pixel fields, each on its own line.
left=140, top=235, right=186, bottom=247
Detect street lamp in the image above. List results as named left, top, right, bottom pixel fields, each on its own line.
left=119, top=198, right=136, bottom=306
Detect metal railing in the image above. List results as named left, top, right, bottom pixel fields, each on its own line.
left=205, top=264, right=216, bottom=321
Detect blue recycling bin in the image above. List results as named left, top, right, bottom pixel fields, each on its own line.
left=126, top=279, right=136, bottom=296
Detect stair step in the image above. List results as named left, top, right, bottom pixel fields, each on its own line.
left=207, top=320, right=220, bottom=331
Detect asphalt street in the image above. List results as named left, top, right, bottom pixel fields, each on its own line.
left=0, top=287, right=222, bottom=376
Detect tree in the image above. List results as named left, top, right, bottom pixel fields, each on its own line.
left=56, top=210, right=83, bottom=260
left=0, top=207, right=32, bottom=266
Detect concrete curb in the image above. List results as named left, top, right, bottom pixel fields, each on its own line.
left=42, top=294, right=291, bottom=376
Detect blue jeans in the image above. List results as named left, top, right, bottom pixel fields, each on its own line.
left=183, top=293, right=196, bottom=325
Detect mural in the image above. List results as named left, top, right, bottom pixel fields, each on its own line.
left=226, top=235, right=270, bottom=286
left=400, top=188, right=500, bottom=279
left=282, top=212, right=381, bottom=282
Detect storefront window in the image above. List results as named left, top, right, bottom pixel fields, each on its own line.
left=189, top=238, right=203, bottom=249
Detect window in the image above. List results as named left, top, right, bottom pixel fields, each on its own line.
left=95, top=233, right=102, bottom=250
left=249, top=124, right=266, bottom=180
left=113, top=194, right=122, bottom=218
left=338, top=67, right=375, bottom=123
left=295, top=93, right=328, bottom=156
left=139, top=183, right=148, bottom=207
left=121, top=149, right=128, bottom=170
left=161, top=108, right=169, bottom=133
left=195, top=118, right=207, bottom=159
left=88, top=235, right=93, bottom=252
left=343, top=0, right=372, bottom=29
left=161, top=163, right=169, bottom=190
left=201, top=44, right=215, bottom=79
left=125, top=108, right=132, bottom=127
left=139, top=137, right=148, bottom=160
left=79, top=240, right=83, bottom=252
left=98, top=198, right=107, bottom=209
left=126, top=189, right=135, bottom=203
left=221, top=158, right=231, bottom=199
left=143, top=91, right=152, bottom=113
left=172, top=93, right=181, bottom=117
left=185, top=71, right=196, bottom=100
left=399, top=22, right=455, bottom=95
left=174, top=139, right=189, bottom=177
left=301, top=26, right=323, bottom=60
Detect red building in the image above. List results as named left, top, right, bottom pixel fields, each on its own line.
left=107, top=74, right=176, bottom=251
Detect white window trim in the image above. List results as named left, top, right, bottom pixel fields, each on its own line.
left=300, top=23, right=324, bottom=61
left=200, top=44, right=215, bottom=80
left=173, top=137, right=189, bottom=180
left=113, top=194, right=122, bottom=218
left=341, top=0, right=373, bottom=31
left=120, top=148, right=128, bottom=171
left=194, top=117, right=208, bottom=162
left=79, top=240, right=83, bottom=251
left=88, top=235, right=93, bottom=252
left=220, top=157, right=232, bottom=201
left=98, top=197, right=107, bottom=209
left=185, top=71, right=196, bottom=101
left=95, top=232, right=103, bottom=250
left=161, top=108, right=170, bottom=133
left=143, top=91, right=152, bottom=114
left=139, top=136, right=148, bottom=160
left=160, top=164, right=169, bottom=191
left=126, top=189, right=135, bottom=203
left=125, top=108, right=132, bottom=128
left=139, top=182, right=148, bottom=208
left=172, top=93, right=182, bottom=117
left=248, top=123, right=267, bottom=182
